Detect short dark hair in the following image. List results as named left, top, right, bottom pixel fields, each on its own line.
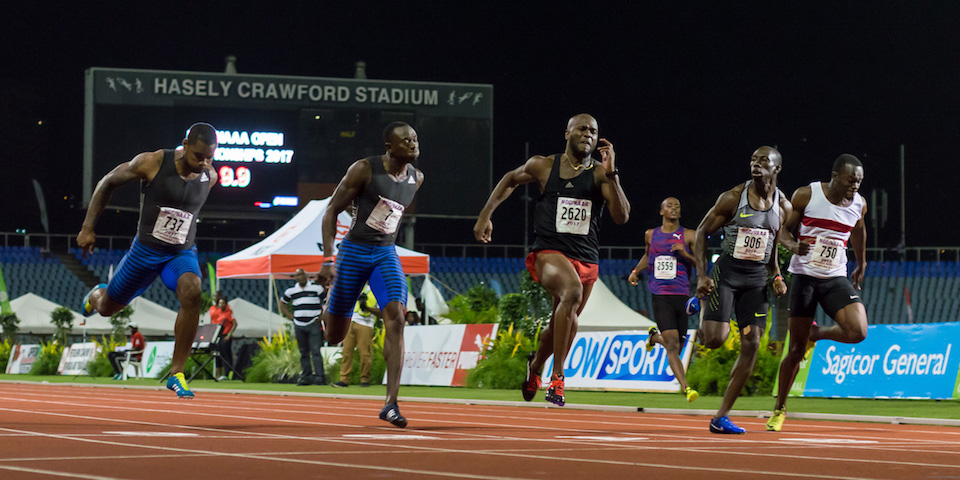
left=186, top=122, right=218, bottom=146
left=383, top=121, right=411, bottom=143
left=832, top=154, right=862, bottom=173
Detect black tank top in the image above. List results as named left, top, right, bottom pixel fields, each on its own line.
left=531, top=154, right=605, bottom=263
left=345, top=156, right=419, bottom=246
left=136, top=149, right=211, bottom=251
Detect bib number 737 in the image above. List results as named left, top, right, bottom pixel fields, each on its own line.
left=152, top=207, right=193, bottom=245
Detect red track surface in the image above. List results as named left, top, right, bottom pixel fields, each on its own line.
left=0, top=384, right=958, bottom=479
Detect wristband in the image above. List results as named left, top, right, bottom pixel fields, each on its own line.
left=631, top=269, right=638, bottom=275
left=606, top=168, right=620, bottom=178
left=322, top=260, right=334, bottom=267
left=773, top=275, right=783, bottom=282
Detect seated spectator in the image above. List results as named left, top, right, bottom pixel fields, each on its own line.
left=405, top=311, right=421, bottom=326
left=109, top=322, right=146, bottom=380
left=415, top=298, right=438, bottom=325
left=209, top=296, right=238, bottom=380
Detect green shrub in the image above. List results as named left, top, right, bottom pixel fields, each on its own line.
left=519, top=270, right=552, bottom=323
left=446, top=284, right=499, bottom=324
left=28, top=341, right=64, bottom=375
left=244, top=327, right=301, bottom=383
left=87, top=335, right=126, bottom=378
left=109, top=306, right=134, bottom=342
left=0, top=312, right=20, bottom=343
left=327, top=326, right=387, bottom=385
left=498, top=293, right=541, bottom=337
left=50, top=307, right=74, bottom=346
left=466, top=323, right=539, bottom=389
left=686, top=318, right=782, bottom=396
left=0, top=337, right=11, bottom=373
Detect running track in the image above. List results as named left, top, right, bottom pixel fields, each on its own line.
left=0, top=384, right=958, bottom=479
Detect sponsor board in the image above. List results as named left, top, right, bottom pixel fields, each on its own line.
left=58, top=342, right=98, bottom=375
left=6, top=344, right=41, bottom=374
left=399, top=324, right=498, bottom=386
left=542, top=330, right=696, bottom=391
left=784, top=322, right=960, bottom=399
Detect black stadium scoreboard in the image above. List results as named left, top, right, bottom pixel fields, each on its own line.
left=84, top=67, right=493, bottom=217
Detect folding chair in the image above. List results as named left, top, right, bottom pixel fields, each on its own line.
left=119, top=350, right=144, bottom=380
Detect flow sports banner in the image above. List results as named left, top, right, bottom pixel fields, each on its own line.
left=781, top=322, right=960, bottom=399
left=398, top=324, right=499, bottom=387
left=541, top=329, right=696, bottom=392
left=5, top=344, right=41, bottom=374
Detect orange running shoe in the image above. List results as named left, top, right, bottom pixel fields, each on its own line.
left=545, top=374, right=565, bottom=406
left=521, top=353, right=541, bottom=402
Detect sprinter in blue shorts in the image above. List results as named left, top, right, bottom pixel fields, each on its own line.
left=77, top=123, right=218, bottom=399
left=317, top=122, right=423, bottom=428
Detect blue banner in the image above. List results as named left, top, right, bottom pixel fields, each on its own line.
left=802, top=322, right=960, bottom=399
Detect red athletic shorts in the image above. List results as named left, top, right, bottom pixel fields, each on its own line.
left=525, top=250, right=600, bottom=286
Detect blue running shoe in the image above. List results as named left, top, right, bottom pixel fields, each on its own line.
left=379, top=403, right=408, bottom=428
left=709, top=416, right=745, bottom=434
left=166, top=372, right=194, bottom=399
left=81, top=283, right=107, bottom=317
left=684, top=296, right=701, bottom=316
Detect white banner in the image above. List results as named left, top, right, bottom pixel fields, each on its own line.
left=58, top=342, right=97, bottom=376
left=138, top=341, right=176, bottom=378
left=6, top=344, right=41, bottom=374
left=542, top=329, right=696, bottom=392
left=399, top=324, right=499, bottom=386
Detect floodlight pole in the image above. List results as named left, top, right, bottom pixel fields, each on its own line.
left=899, top=144, right=906, bottom=249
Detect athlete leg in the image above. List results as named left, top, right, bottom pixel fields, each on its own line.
left=169, top=272, right=202, bottom=375
left=535, top=253, right=584, bottom=379
left=716, top=322, right=763, bottom=418
left=812, top=303, right=867, bottom=343
left=774, top=316, right=814, bottom=410
left=528, top=298, right=560, bottom=374
left=368, top=248, right=409, bottom=407
left=700, top=283, right=734, bottom=348
left=659, top=329, right=690, bottom=391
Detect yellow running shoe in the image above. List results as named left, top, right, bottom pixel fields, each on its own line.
left=683, top=386, right=699, bottom=403
left=646, top=326, right=658, bottom=352
left=766, top=408, right=786, bottom=431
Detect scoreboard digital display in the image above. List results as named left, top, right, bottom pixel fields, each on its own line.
left=85, top=68, right=493, bottom=218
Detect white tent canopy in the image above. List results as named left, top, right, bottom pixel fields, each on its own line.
left=577, top=279, right=656, bottom=331
left=223, top=298, right=287, bottom=338
left=9, top=293, right=112, bottom=335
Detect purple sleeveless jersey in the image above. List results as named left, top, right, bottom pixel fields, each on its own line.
left=647, top=227, right=691, bottom=296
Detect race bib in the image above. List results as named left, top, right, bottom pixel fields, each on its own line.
left=654, top=255, right=677, bottom=280
left=810, top=236, right=844, bottom=271
left=365, top=196, right=404, bottom=234
left=733, top=227, right=769, bottom=261
left=556, top=197, right=592, bottom=235
left=152, top=207, right=193, bottom=245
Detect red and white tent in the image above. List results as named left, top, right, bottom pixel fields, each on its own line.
left=216, top=197, right=430, bottom=278
left=215, top=197, right=430, bottom=334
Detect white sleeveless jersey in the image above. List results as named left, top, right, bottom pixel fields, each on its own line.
left=788, top=181, right=864, bottom=278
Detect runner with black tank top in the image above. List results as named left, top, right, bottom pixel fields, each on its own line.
left=475, top=114, right=630, bottom=407
left=77, top=123, right=219, bottom=399
left=693, top=146, right=791, bottom=434
left=767, top=154, right=868, bottom=432
left=317, top=122, right=423, bottom=428
left=627, top=197, right=699, bottom=402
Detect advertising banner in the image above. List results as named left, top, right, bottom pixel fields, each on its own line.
left=138, top=341, right=176, bottom=379
left=6, top=344, right=41, bottom=374
left=399, top=324, right=498, bottom=386
left=542, top=329, right=696, bottom=392
left=58, top=342, right=98, bottom=376
left=783, top=322, right=960, bottom=399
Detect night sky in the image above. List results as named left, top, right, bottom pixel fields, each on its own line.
left=3, top=3, right=959, bottom=252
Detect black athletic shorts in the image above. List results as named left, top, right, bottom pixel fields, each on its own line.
left=702, top=254, right=769, bottom=327
left=652, top=295, right=690, bottom=333
left=788, top=273, right=863, bottom=318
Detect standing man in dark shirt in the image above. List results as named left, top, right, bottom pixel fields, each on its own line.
left=475, top=114, right=630, bottom=407
left=280, top=268, right=328, bottom=385
left=77, top=123, right=218, bottom=399
left=317, top=122, right=423, bottom=427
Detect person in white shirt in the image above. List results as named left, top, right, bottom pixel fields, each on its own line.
left=280, top=268, right=327, bottom=386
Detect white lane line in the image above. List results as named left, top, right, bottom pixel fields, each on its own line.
left=0, top=465, right=125, bottom=480
left=782, top=438, right=880, bottom=444
left=555, top=435, right=649, bottom=441
left=342, top=434, right=439, bottom=440
left=102, top=431, right=198, bottom=437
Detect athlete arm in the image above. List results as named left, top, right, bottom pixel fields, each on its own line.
left=206, top=164, right=218, bottom=191
left=474, top=156, right=547, bottom=243
left=673, top=228, right=698, bottom=264
left=318, top=160, right=371, bottom=285
left=596, top=139, right=630, bottom=224
left=779, top=186, right=811, bottom=256
left=693, top=190, right=738, bottom=297
left=278, top=298, right=293, bottom=320
left=628, top=229, right=653, bottom=286
left=768, top=204, right=787, bottom=297
left=77, top=151, right=162, bottom=257
left=849, top=202, right=868, bottom=289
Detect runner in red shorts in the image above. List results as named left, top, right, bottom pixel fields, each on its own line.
left=474, top=114, right=630, bottom=406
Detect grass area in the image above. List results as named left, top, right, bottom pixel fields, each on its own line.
left=4, top=374, right=959, bottom=420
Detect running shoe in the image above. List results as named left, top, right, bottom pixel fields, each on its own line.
left=684, top=296, right=701, bottom=316
left=683, top=386, right=699, bottom=403
left=545, top=374, right=565, bottom=407
left=766, top=408, right=786, bottom=432
left=80, top=283, right=107, bottom=317
left=521, top=353, right=541, bottom=402
left=709, top=416, right=745, bottom=434
left=166, top=372, right=194, bottom=399
left=646, top=326, right=659, bottom=353
left=379, top=403, right=408, bottom=428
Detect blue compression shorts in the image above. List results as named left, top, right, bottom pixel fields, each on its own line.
left=105, top=236, right=201, bottom=306
left=326, top=239, right=408, bottom=317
